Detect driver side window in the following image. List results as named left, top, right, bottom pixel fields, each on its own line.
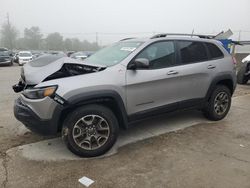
left=136, top=41, right=176, bottom=69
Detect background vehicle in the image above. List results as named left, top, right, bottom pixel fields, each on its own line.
left=0, top=47, right=9, bottom=51
left=67, top=51, right=75, bottom=57
left=13, top=53, right=18, bottom=63
left=0, top=50, right=13, bottom=66
left=13, top=34, right=236, bottom=157
left=237, top=54, right=250, bottom=84
left=18, top=51, right=33, bottom=66
left=31, top=51, right=44, bottom=59
left=45, top=51, right=66, bottom=56
left=70, top=51, right=94, bottom=60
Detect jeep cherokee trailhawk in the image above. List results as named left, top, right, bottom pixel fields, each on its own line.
left=13, top=34, right=237, bottom=157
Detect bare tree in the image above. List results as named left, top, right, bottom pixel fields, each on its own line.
left=64, top=38, right=73, bottom=50
left=46, top=32, right=63, bottom=50
left=23, top=26, right=43, bottom=50
left=0, top=21, right=18, bottom=50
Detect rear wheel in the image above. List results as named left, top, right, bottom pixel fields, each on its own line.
left=203, top=85, right=231, bottom=121
left=62, top=104, right=119, bottom=157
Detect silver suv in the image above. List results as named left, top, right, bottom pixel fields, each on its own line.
left=13, top=34, right=237, bottom=157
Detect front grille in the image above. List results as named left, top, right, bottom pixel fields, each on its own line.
left=0, top=58, right=9, bottom=62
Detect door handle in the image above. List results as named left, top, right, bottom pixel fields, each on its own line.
left=207, top=65, right=216, bottom=69
left=167, top=70, right=178, bottom=75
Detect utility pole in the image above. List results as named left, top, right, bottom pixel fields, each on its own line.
left=191, top=29, right=195, bottom=37
left=95, top=32, right=98, bottom=46
left=6, top=13, right=13, bottom=50
left=238, top=30, right=241, bottom=41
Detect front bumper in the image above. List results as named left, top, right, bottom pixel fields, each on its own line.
left=14, top=97, right=60, bottom=135
left=0, top=60, right=11, bottom=65
left=19, top=60, right=31, bottom=65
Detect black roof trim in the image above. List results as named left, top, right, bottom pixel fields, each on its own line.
left=151, top=33, right=215, bottom=39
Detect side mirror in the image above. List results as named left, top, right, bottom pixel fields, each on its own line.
left=128, top=58, right=149, bottom=70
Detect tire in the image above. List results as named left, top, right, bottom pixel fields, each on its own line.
left=62, top=104, right=119, bottom=157
left=9, top=61, right=13, bottom=66
left=237, top=65, right=248, bottom=84
left=203, top=85, right=231, bottom=121
left=17, top=59, right=22, bottom=66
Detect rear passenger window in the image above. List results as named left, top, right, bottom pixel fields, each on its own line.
left=178, top=41, right=208, bottom=64
left=206, top=43, right=224, bottom=59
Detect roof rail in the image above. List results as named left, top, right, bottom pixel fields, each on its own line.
left=150, top=33, right=215, bottom=39
left=119, top=37, right=136, bottom=41
left=235, top=41, right=250, bottom=45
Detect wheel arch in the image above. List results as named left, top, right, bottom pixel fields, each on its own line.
left=206, top=74, right=235, bottom=101
left=57, top=90, right=128, bottom=132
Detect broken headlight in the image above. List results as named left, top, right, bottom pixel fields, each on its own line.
left=22, top=85, right=57, bottom=99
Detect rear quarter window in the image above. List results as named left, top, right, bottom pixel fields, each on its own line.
left=206, top=43, right=224, bottom=59
left=177, top=41, right=209, bottom=64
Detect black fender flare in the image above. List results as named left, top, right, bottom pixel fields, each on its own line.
left=205, top=74, right=235, bottom=101
left=61, top=90, right=128, bottom=129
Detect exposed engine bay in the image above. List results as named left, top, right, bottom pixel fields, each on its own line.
left=43, top=63, right=105, bottom=82
left=13, top=56, right=106, bottom=93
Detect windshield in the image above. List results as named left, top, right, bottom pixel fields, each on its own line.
left=71, top=52, right=87, bottom=57
left=0, top=51, right=9, bottom=56
left=19, top=52, right=32, bottom=57
left=86, top=41, right=143, bottom=66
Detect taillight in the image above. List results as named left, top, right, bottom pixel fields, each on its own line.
left=232, top=56, right=237, bottom=65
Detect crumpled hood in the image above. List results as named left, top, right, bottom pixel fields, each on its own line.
left=23, top=56, right=106, bottom=85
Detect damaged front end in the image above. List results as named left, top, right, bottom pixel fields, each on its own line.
left=13, top=67, right=33, bottom=93
left=12, top=56, right=106, bottom=93
left=13, top=81, right=26, bottom=93
left=43, top=63, right=105, bottom=82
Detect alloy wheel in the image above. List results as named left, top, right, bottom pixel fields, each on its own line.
left=214, top=92, right=229, bottom=116
left=72, top=115, right=110, bottom=150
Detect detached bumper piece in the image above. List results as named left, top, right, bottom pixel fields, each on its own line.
left=14, top=98, right=58, bottom=135
left=12, top=81, right=25, bottom=93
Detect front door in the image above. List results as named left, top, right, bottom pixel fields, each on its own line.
left=126, top=40, right=183, bottom=115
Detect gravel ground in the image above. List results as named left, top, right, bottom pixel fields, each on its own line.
left=234, top=83, right=250, bottom=97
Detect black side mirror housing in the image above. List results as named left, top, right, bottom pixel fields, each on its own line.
left=128, top=58, right=149, bottom=70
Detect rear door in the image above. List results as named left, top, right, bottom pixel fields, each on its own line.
left=174, top=40, right=217, bottom=101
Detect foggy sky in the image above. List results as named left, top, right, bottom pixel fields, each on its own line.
left=1, top=0, right=250, bottom=44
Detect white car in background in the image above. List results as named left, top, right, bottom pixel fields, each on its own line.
left=70, top=51, right=94, bottom=60
left=18, top=51, right=33, bottom=66
left=237, top=54, right=250, bottom=84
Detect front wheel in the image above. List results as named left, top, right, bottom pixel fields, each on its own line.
left=62, top=104, right=119, bottom=157
left=203, top=85, right=231, bottom=121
